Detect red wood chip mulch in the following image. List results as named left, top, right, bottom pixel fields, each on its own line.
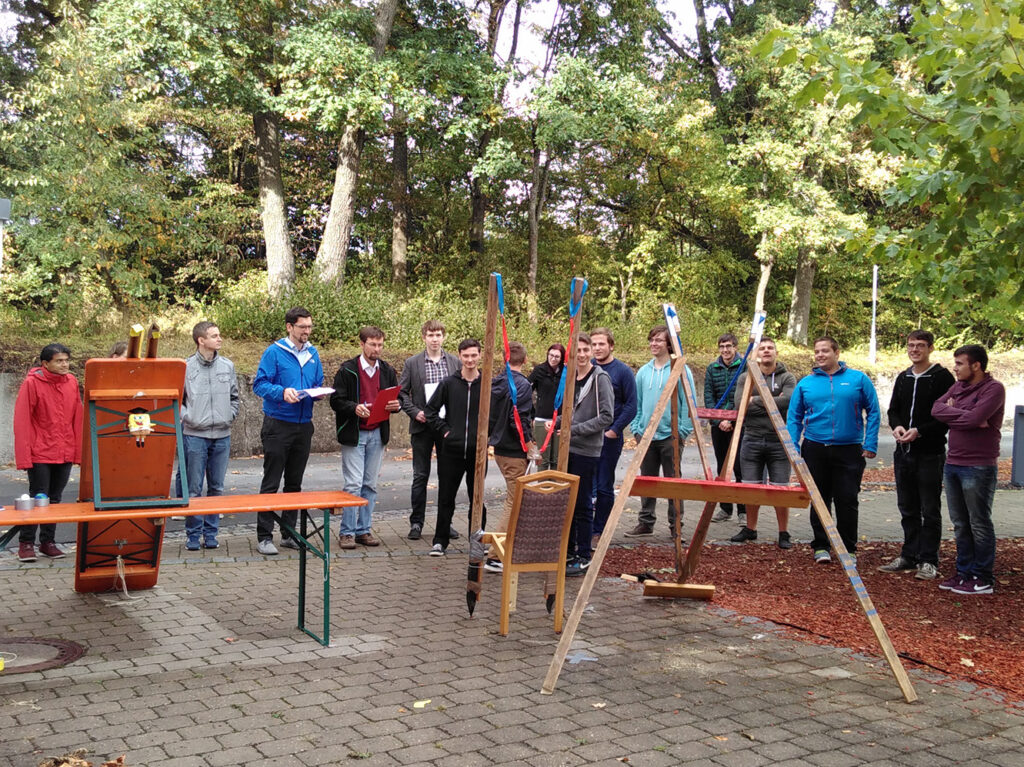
left=600, top=538, right=1024, bottom=700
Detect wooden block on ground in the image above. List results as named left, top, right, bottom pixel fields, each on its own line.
left=641, top=582, right=715, bottom=600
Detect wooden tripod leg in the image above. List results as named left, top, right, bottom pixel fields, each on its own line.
left=670, top=382, right=684, bottom=574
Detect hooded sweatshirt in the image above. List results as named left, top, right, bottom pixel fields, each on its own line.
left=735, top=362, right=796, bottom=440
left=14, top=366, right=83, bottom=469
left=629, top=360, right=695, bottom=441
left=931, top=373, right=1005, bottom=466
left=887, top=362, right=955, bottom=455
left=566, top=365, right=614, bottom=458
left=787, top=362, right=880, bottom=453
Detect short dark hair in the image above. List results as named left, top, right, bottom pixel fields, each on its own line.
left=41, top=343, right=71, bottom=362
left=908, top=329, right=934, bottom=346
left=458, top=338, right=481, bottom=353
left=718, top=333, right=738, bottom=346
left=589, top=327, right=614, bottom=347
left=954, top=344, right=988, bottom=371
left=421, top=319, right=445, bottom=337
left=359, top=326, right=385, bottom=343
left=648, top=325, right=670, bottom=343
left=285, top=306, right=311, bottom=326
left=192, top=321, right=217, bottom=346
left=109, top=341, right=128, bottom=358
left=813, top=336, right=839, bottom=352
left=508, top=341, right=527, bottom=366
left=758, top=336, right=776, bottom=346
left=577, top=332, right=592, bottom=347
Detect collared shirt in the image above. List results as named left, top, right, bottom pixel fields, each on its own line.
left=360, top=355, right=379, bottom=377
left=424, top=354, right=449, bottom=386
left=283, top=336, right=313, bottom=367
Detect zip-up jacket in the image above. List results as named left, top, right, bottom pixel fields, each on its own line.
left=489, top=370, right=534, bottom=458
left=596, top=357, right=638, bottom=438
left=528, top=362, right=563, bottom=420
left=629, top=360, right=695, bottom=441
left=735, top=362, right=796, bottom=441
left=181, top=352, right=240, bottom=439
left=425, top=371, right=481, bottom=458
left=14, top=367, right=83, bottom=469
left=565, top=366, right=614, bottom=458
left=253, top=339, right=324, bottom=424
left=330, top=356, right=399, bottom=447
left=931, top=373, right=1005, bottom=466
left=887, top=363, right=955, bottom=455
left=704, top=354, right=744, bottom=423
left=787, top=362, right=880, bottom=453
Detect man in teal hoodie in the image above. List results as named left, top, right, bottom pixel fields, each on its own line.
left=626, top=325, right=695, bottom=537
left=787, top=336, right=880, bottom=564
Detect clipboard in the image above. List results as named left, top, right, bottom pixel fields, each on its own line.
left=365, top=386, right=400, bottom=427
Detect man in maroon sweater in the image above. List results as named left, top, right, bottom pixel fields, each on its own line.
left=931, top=344, right=1005, bottom=595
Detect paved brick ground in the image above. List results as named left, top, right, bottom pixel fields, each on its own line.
left=3, top=516, right=1024, bottom=767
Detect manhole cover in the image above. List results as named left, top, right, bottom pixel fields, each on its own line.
left=0, top=638, right=86, bottom=674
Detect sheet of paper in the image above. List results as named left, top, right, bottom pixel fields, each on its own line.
left=424, top=382, right=445, bottom=420
left=298, top=386, right=335, bottom=399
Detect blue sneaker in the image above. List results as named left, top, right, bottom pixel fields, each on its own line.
left=185, top=538, right=201, bottom=551
left=203, top=539, right=219, bottom=549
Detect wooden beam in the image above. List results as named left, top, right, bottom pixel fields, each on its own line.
left=556, top=277, right=586, bottom=472
left=629, top=477, right=810, bottom=508
left=642, top=582, right=715, bottom=600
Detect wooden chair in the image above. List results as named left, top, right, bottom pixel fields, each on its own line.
left=483, top=470, right=580, bottom=637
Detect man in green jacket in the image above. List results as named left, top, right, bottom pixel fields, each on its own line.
left=705, top=333, right=746, bottom=523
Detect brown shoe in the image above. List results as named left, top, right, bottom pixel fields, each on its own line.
left=338, top=534, right=357, bottom=550
left=623, top=523, right=654, bottom=537
left=354, top=533, right=380, bottom=547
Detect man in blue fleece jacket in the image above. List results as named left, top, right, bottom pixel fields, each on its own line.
left=787, top=336, right=880, bottom=564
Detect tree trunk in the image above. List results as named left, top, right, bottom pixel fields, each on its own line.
left=786, top=249, right=815, bottom=345
left=693, top=0, right=722, bottom=101
left=253, top=111, right=294, bottom=297
left=469, top=157, right=488, bottom=254
left=526, top=140, right=551, bottom=320
left=313, top=0, right=400, bottom=285
left=754, top=233, right=772, bottom=313
left=391, top=112, right=409, bottom=287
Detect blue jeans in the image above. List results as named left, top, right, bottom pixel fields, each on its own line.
left=176, top=434, right=230, bottom=543
left=944, top=464, right=997, bottom=583
left=340, top=428, right=384, bottom=536
left=593, top=435, right=624, bottom=535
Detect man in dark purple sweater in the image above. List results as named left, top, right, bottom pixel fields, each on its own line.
left=931, top=344, right=1005, bottom=595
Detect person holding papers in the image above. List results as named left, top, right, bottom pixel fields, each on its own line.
left=331, top=326, right=400, bottom=549
left=252, top=307, right=325, bottom=555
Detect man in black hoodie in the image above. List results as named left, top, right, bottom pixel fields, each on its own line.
left=424, top=338, right=487, bottom=556
left=879, top=330, right=955, bottom=580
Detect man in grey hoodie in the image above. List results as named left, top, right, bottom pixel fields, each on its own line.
left=730, top=338, right=797, bottom=549
left=178, top=322, right=240, bottom=550
left=564, top=333, right=614, bottom=575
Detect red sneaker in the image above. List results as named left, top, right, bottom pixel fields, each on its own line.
left=38, top=542, right=66, bottom=559
left=18, top=542, right=37, bottom=562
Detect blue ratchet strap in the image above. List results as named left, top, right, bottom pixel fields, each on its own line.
left=713, top=341, right=754, bottom=410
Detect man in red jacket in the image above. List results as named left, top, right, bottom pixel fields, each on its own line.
left=13, top=343, right=84, bottom=562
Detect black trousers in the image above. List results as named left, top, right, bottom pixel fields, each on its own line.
left=256, top=416, right=313, bottom=541
left=434, top=449, right=486, bottom=548
left=802, top=440, right=865, bottom=553
left=409, top=429, right=444, bottom=528
left=638, top=437, right=681, bottom=528
left=711, top=425, right=744, bottom=513
left=894, top=449, right=945, bottom=566
left=19, top=462, right=73, bottom=544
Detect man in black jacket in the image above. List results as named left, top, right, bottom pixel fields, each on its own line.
left=398, top=320, right=460, bottom=541
left=424, top=339, right=486, bottom=556
left=878, top=330, right=955, bottom=580
left=330, top=326, right=400, bottom=549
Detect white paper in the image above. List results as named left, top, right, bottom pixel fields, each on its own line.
left=298, top=386, right=335, bottom=399
left=424, top=382, right=445, bottom=419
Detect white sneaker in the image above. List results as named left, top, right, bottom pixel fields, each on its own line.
left=257, top=539, right=279, bottom=556
left=429, top=543, right=445, bottom=557
left=915, top=562, right=940, bottom=580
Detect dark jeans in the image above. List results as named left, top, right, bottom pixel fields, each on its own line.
left=592, top=435, right=624, bottom=535
left=19, top=462, right=73, bottom=544
left=409, top=429, right=444, bottom=528
left=638, top=437, right=681, bottom=528
left=256, top=416, right=313, bottom=542
left=435, top=449, right=486, bottom=548
left=802, top=441, right=865, bottom=553
left=711, top=425, right=744, bottom=513
left=944, top=464, right=997, bottom=583
left=894, top=448, right=945, bottom=566
left=567, top=453, right=599, bottom=560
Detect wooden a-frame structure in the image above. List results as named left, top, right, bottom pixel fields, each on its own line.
left=541, top=305, right=918, bottom=703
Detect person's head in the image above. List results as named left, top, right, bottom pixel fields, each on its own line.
left=906, top=329, right=934, bottom=366
left=192, top=321, right=222, bottom=356
left=109, top=341, right=128, bottom=359
left=576, top=332, right=593, bottom=368
left=648, top=325, right=671, bottom=359
left=40, top=343, right=71, bottom=375
left=717, top=333, right=738, bottom=364
left=953, top=344, right=988, bottom=382
left=756, top=337, right=778, bottom=367
left=285, top=307, right=313, bottom=346
left=507, top=341, right=527, bottom=368
left=813, top=336, right=840, bottom=372
left=458, top=338, right=481, bottom=372
left=589, top=328, right=614, bottom=364
left=546, top=343, right=565, bottom=370
left=421, top=320, right=446, bottom=354
left=359, top=326, right=385, bottom=361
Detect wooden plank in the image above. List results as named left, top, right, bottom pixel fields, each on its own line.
left=542, top=356, right=688, bottom=695
left=642, top=582, right=715, bottom=600
left=89, top=388, right=182, bottom=401
left=663, top=305, right=714, bottom=481
left=556, top=277, right=586, bottom=472
left=629, top=477, right=810, bottom=508
left=697, top=408, right=738, bottom=421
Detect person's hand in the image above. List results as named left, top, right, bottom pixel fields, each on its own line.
left=415, top=411, right=427, bottom=423
left=946, top=397, right=956, bottom=407
left=355, top=403, right=371, bottom=419
left=862, top=450, right=876, bottom=459
left=900, top=427, right=919, bottom=443
left=604, top=429, right=618, bottom=439
left=283, top=387, right=300, bottom=404
left=385, top=399, right=401, bottom=412
left=718, top=420, right=733, bottom=432
left=892, top=425, right=907, bottom=441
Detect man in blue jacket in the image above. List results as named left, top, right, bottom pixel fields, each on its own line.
left=252, top=307, right=325, bottom=556
left=787, top=336, right=880, bottom=564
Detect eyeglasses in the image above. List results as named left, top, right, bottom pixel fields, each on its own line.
left=293, top=323, right=313, bottom=330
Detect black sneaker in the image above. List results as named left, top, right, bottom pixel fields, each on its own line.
left=407, top=524, right=422, bottom=541
left=777, top=531, right=792, bottom=550
left=484, top=558, right=503, bottom=573
left=448, top=527, right=461, bottom=540
left=729, top=527, right=757, bottom=543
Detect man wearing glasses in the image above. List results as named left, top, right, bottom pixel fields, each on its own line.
left=252, top=307, right=324, bottom=555
left=706, top=333, right=746, bottom=523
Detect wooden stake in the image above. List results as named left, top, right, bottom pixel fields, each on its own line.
left=555, top=277, right=586, bottom=472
